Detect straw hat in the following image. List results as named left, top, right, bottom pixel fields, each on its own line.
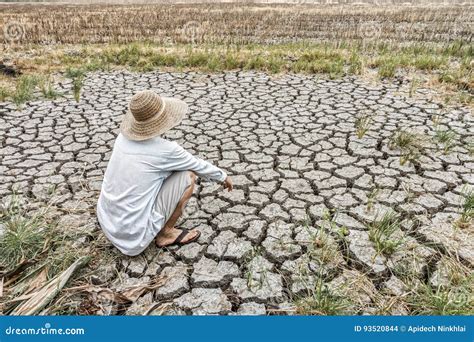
left=120, top=90, right=188, bottom=141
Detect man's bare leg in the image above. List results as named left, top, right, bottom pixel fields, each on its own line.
left=155, top=172, right=199, bottom=247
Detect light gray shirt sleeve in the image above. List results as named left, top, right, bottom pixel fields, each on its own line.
left=160, top=143, right=227, bottom=183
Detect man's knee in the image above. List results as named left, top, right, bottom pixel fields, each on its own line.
left=180, top=172, right=196, bottom=201
left=188, top=171, right=197, bottom=185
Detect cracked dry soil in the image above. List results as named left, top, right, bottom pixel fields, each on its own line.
left=1, top=71, right=473, bottom=315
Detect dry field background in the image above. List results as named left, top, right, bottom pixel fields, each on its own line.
left=0, top=3, right=472, bottom=44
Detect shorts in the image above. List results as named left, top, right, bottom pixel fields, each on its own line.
left=154, top=171, right=193, bottom=224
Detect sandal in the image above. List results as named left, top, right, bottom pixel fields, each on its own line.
left=156, top=228, right=201, bottom=248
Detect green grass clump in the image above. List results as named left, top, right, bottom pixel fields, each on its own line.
left=377, top=58, right=397, bottom=78
left=0, top=86, right=12, bottom=101
left=222, top=52, right=241, bottom=70
left=296, top=49, right=345, bottom=77
left=0, top=194, right=53, bottom=270
left=349, top=50, right=363, bottom=75
left=1, top=75, right=62, bottom=104
left=39, top=76, right=60, bottom=100
left=440, top=40, right=473, bottom=59
left=65, top=67, right=85, bottom=102
left=244, top=54, right=285, bottom=74
left=434, top=128, right=457, bottom=154
left=101, top=43, right=142, bottom=67
left=373, top=51, right=449, bottom=80
left=294, top=279, right=353, bottom=315
left=438, top=57, right=472, bottom=93
left=12, top=75, right=41, bottom=107
left=390, top=130, right=418, bottom=150
left=355, top=113, right=373, bottom=139
left=409, top=284, right=473, bottom=315
left=456, top=188, right=473, bottom=228
left=368, top=212, right=403, bottom=256
left=0, top=193, right=112, bottom=315
left=413, top=55, right=447, bottom=71
left=389, top=129, right=425, bottom=165
left=312, top=59, right=344, bottom=79
left=408, top=257, right=473, bottom=315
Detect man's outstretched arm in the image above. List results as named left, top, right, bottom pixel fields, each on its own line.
left=158, top=143, right=232, bottom=191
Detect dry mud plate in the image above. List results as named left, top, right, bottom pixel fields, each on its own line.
left=1, top=71, right=473, bottom=315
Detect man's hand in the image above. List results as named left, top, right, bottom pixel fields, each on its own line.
left=223, top=176, right=233, bottom=192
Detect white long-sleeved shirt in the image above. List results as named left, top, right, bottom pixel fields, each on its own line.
left=97, top=133, right=226, bottom=256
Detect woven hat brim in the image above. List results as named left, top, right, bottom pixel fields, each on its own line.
left=120, top=97, right=188, bottom=141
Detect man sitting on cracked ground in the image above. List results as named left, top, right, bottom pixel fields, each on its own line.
left=97, top=90, right=233, bottom=256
